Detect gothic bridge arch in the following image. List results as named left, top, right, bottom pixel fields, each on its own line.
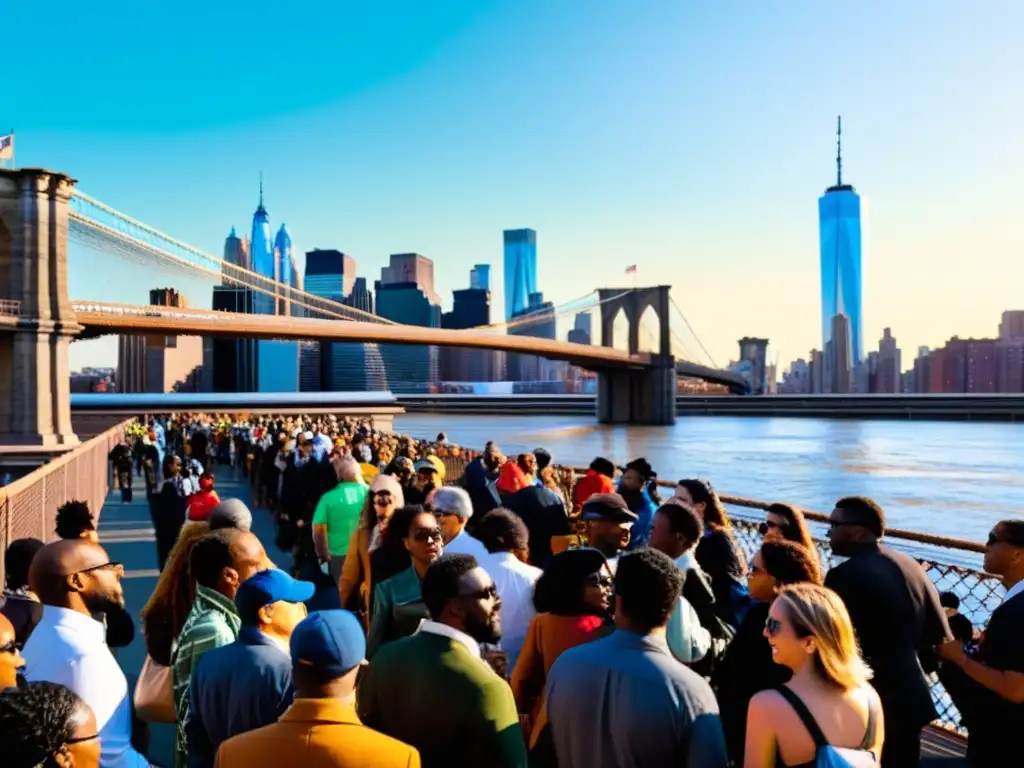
left=598, top=286, right=672, bottom=357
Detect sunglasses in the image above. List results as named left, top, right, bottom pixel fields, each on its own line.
left=758, top=520, right=784, bottom=535
left=372, top=492, right=394, bottom=505
left=411, top=528, right=443, bottom=543
left=461, top=584, right=499, bottom=601
left=75, top=561, right=124, bottom=576
left=765, top=617, right=784, bottom=637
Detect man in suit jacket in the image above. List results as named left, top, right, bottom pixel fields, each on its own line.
left=215, top=610, right=419, bottom=768
left=824, top=496, right=951, bottom=768
left=937, top=519, right=1024, bottom=767
left=358, top=554, right=527, bottom=768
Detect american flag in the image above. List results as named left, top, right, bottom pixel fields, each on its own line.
left=625, top=264, right=637, bottom=275
left=0, top=134, right=12, bottom=160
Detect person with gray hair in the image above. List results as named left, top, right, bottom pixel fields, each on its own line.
left=432, top=486, right=490, bottom=560
left=313, top=456, right=370, bottom=583
left=210, top=499, right=253, bottom=533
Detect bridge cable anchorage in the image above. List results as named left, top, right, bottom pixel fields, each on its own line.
left=669, top=296, right=717, bottom=368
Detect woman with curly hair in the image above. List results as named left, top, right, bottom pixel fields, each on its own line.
left=0, top=681, right=100, bottom=768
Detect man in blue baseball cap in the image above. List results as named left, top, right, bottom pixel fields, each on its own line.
left=186, top=568, right=315, bottom=766
left=215, top=610, right=420, bottom=767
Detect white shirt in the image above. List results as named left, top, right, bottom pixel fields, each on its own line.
left=417, top=619, right=483, bottom=659
left=1004, top=579, right=1024, bottom=604
left=443, top=529, right=490, bottom=560
left=23, top=606, right=148, bottom=768
left=481, top=551, right=542, bottom=669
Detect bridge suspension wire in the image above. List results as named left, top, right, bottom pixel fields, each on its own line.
left=669, top=296, right=717, bottom=368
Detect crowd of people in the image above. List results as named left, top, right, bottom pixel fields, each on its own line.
left=0, top=412, right=1022, bottom=768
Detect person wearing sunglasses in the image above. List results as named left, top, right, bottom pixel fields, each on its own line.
left=823, top=496, right=950, bottom=768
left=716, top=540, right=821, bottom=766
left=22, top=539, right=148, bottom=767
left=359, top=554, right=526, bottom=768
left=0, top=613, right=26, bottom=690
left=367, top=509, right=444, bottom=659
left=759, top=503, right=821, bottom=579
left=0, top=681, right=101, bottom=768
left=936, top=519, right=1024, bottom=767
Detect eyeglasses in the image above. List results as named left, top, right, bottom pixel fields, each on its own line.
left=411, top=528, right=443, bottom=543
left=372, top=492, right=393, bottom=505
left=765, top=617, right=784, bottom=637
left=758, top=521, right=784, bottom=535
left=461, top=584, right=499, bottom=601
left=75, top=561, right=124, bottom=576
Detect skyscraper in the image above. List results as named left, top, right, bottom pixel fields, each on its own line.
left=250, top=179, right=274, bottom=281
left=470, top=264, right=491, bottom=292
left=818, top=117, right=864, bottom=367
left=375, top=280, right=441, bottom=391
left=305, top=249, right=356, bottom=302
left=223, top=227, right=251, bottom=285
left=503, top=229, right=538, bottom=321
left=508, top=292, right=556, bottom=382
left=441, top=276, right=498, bottom=382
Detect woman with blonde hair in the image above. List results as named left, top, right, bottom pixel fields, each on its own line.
left=744, top=583, right=884, bottom=767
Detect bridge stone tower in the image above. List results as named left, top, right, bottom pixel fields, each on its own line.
left=0, top=168, right=81, bottom=451
left=595, top=286, right=676, bottom=425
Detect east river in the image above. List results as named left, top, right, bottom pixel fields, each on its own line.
left=395, top=414, right=1023, bottom=548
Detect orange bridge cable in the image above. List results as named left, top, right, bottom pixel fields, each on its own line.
left=68, top=214, right=393, bottom=325
left=67, top=207, right=393, bottom=326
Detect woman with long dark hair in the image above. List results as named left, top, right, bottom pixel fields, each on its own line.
left=761, top=503, right=821, bottom=581
left=675, top=478, right=750, bottom=628
left=510, top=548, right=613, bottom=749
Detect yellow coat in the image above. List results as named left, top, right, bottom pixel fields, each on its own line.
left=215, top=698, right=419, bottom=768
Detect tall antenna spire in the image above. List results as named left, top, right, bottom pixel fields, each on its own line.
left=836, top=115, right=843, bottom=187
left=259, top=171, right=264, bottom=208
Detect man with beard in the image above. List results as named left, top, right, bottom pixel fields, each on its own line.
left=22, top=539, right=149, bottom=767
left=580, top=493, right=637, bottom=574
left=358, top=554, right=526, bottom=768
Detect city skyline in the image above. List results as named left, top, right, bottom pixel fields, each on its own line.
left=11, top=3, right=1018, bottom=370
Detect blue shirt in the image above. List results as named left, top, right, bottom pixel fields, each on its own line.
left=546, top=629, right=728, bottom=768
left=185, top=625, right=294, bottom=768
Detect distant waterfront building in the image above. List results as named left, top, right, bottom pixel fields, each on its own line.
left=375, top=281, right=441, bottom=391
left=299, top=342, right=321, bottom=393
left=117, top=288, right=201, bottom=393
left=827, top=314, right=853, bottom=394
left=818, top=117, right=863, bottom=368
left=508, top=292, right=556, bottom=382
left=999, top=310, right=1024, bottom=341
left=470, top=264, right=491, bottom=292
left=442, top=282, right=499, bottom=382
left=223, top=228, right=251, bottom=285
left=503, top=229, right=538, bottom=321
left=274, top=224, right=294, bottom=313
left=381, top=254, right=440, bottom=306
left=305, top=249, right=356, bottom=302
left=737, top=337, right=770, bottom=395
left=568, top=312, right=592, bottom=345
left=876, top=328, right=901, bottom=393
left=996, top=339, right=1024, bottom=393
left=344, top=277, right=373, bottom=313
left=250, top=181, right=275, bottom=281
left=779, top=358, right=811, bottom=394
left=809, top=349, right=824, bottom=393
left=211, top=286, right=257, bottom=393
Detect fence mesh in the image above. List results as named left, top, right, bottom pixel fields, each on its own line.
left=0, top=421, right=129, bottom=585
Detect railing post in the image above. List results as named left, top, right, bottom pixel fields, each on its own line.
left=0, top=168, right=82, bottom=450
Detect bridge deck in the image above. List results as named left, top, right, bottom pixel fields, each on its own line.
left=96, top=473, right=965, bottom=766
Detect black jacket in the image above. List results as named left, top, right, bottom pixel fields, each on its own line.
left=824, top=542, right=951, bottom=729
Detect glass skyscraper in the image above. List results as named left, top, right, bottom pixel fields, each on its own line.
left=250, top=182, right=275, bottom=282
left=818, top=117, right=863, bottom=370
left=503, top=229, right=537, bottom=321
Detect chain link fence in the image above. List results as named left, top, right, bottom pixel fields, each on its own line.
left=0, top=420, right=130, bottom=585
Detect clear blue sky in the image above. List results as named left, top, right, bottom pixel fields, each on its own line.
left=5, top=2, right=1022, bottom=371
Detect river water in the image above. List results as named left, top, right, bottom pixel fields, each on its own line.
left=395, top=414, right=1023, bottom=546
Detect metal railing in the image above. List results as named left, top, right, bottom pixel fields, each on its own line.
left=437, top=454, right=989, bottom=735
left=0, top=299, right=21, bottom=316
left=0, top=419, right=131, bottom=585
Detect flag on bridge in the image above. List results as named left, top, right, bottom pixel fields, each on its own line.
left=0, top=133, right=13, bottom=161
left=625, top=264, right=637, bottom=275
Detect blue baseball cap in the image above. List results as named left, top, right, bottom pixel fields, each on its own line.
left=234, top=569, right=316, bottom=624
left=290, top=610, right=366, bottom=677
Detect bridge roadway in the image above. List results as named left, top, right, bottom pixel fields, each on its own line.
left=68, top=301, right=748, bottom=390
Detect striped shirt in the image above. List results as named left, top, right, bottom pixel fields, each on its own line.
left=172, top=586, right=241, bottom=768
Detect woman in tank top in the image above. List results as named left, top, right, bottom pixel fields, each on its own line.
left=744, top=583, right=885, bottom=767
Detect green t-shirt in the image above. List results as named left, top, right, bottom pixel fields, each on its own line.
left=312, top=481, right=368, bottom=556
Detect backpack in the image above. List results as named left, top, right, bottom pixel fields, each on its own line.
left=774, top=686, right=879, bottom=768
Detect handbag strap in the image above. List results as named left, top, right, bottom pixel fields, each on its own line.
left=774, top=686, right=828, bottom=749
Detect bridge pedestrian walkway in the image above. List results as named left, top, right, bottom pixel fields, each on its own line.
left=95, top=471, right=966, bottom=767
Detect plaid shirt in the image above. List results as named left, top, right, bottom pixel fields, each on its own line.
left=172, top=586, right=241, bottom=768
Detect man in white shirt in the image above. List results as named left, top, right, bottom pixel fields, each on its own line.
left=23, top=539, right=149, bottom=768
left=431, top=486, right=490, bottom=560
left=474, top=509, right=542, bottom=671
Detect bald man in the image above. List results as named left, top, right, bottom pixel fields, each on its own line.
left=0, top=613, right=24, bottom=690
left=23, top=539, right=148, bottom=767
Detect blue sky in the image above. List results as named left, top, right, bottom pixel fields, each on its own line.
left=5, top=2, right=1023, bottom=370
